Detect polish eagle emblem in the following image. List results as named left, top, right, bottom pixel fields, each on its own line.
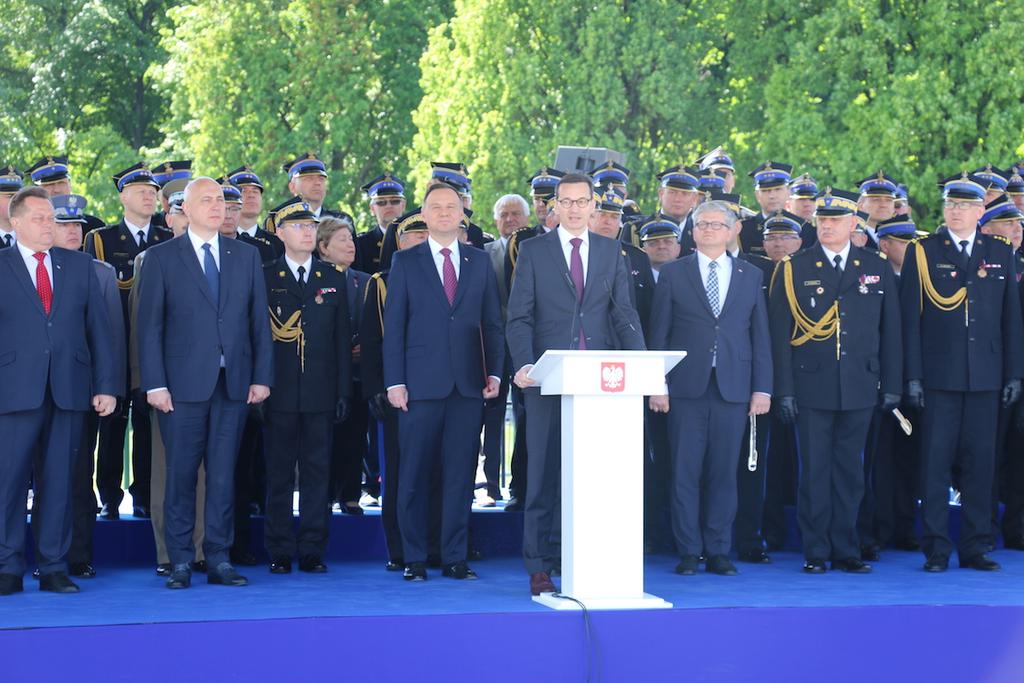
left=601, top=362, right=625, bottom=393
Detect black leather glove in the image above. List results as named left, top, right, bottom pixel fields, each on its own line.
left=905, top=380, right=924, bottom=410
left=248, top=400, right=265, bottom=423
left=334, top=398, right=349, bottom=424
left=1002, top=379, right=1022, bottom=408
left=879, top=393, right=901, bottom=413
left=368, top=392, right=390, bottom=422
left=777, top=396, right=798, bottom=425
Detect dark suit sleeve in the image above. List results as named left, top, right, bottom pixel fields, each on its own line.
left=481, top=256, right=505, bottom=378
left=899, top=242, right=923, bottom=383
left=769, top=260, right=796, bottom=398
left=335, top=273, right=353, bottom=401
left=98, top=265, right=127, bottom=395
left=879, top=263, right=903, bottom=396
left=506, top=242, right=538, bottom=371
left=647, top=265, right=674, bottom=352
left=749, top=268, right=773, bottom=396
left=608, top=243, right=646, bottom=350
left=248, top=248, right=274, bottom=388
left=136, top=250, right=167, bottom=392
left=382, top=253, right=409, bottom=388
left=85, top=261, right=118, bottom=397
left=1002, top=243, right=1024, bottom=382
left=360, top=277, right=384, bottom=397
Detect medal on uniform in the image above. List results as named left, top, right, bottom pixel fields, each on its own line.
left=815, top=286, right=824, bottom=295
left=978, top=267, right=987, bottom=278
left=315, top=293, right=324, bottom=304
left=120, top=234, right=126, bottom=241
left=859, top=284, right=868, bottom=294
left=815, top=261, right=823, bottom=268
left=279, top=271, right=286, bottom=277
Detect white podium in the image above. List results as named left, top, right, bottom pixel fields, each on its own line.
left=527, top=349, right=686, bottom=611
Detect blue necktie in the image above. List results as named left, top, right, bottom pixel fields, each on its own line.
left=202, top=243, right=220, bottom=304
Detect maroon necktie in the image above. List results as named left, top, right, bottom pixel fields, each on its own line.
left=441, top=247, right=457, bottom=306
left=34, top=252, right=53, bottom=315
left=569, top=238, right=586, bottom=349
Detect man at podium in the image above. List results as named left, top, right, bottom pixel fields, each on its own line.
left=647, top=200, right=773, bottom=577
left=507, top=172, right=645, bottom=596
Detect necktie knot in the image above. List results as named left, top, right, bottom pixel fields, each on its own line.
left=440, top=247, right=452, bottom=258
left=959, top=240, right=969, bottom=252
left=297, top=265, right=306, bottom=284
left=440, top=246, right=457, bottom=305
left=33, top=252, right=46, bottom=263
left=570, top=237, right=582, bottom=250
left=833, top=254, right=843, bottom=271
left=3, top=234, right=11, bottom=247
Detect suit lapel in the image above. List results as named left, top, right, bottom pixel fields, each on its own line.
left=719, top=256, right=743, bottom=318
left=48, top=248, right=64, bottom=319
left=416, top=243, right=451, bottom=310
left=451, top=246, right=473, bottom=311
left=5, top=247, right=46, bottom=317
left=685, top=254, right=716, bottom=318
left=178, top=232, right=217, bottom=309
left=219, top=235, right=235, bottom=310
left=545, top=230, right=576, bottom=304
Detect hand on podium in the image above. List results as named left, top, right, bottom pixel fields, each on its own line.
left=513, top=365, right=536, bottom=389
left=649, top=395, right=670, bottom=413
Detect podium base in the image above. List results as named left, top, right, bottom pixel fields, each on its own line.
left=532, top=592, right=673, bottom=611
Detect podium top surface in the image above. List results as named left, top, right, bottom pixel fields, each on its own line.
left=527, top=350, right=686, bottom=393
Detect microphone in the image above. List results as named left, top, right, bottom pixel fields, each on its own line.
left=604, top=278, right=637, bottom=333
left=564, top=272, right=580, bottom=348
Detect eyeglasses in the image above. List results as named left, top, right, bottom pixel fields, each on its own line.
left=694, top=220, right=730, bottom=231
left=282, top=222, right=318, bottom=232
left=372, top=198, right=404, bottom=207
left=556, top=198, right=593, bottom=209
left=763, top=234, right=799, bottom=242
left=944, top=201, right=979, bottom=211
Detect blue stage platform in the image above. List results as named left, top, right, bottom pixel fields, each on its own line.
left=5, top=510, right=1024, bottom=682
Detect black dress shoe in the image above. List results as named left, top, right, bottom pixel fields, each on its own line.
left=675, top=555, right=700, bottom=576
left=69, top=562, right=96, bottom=578
left=166, top=564, right=192, bottom=589
left=504, top=497, right=523, bottom=512
left=132, top=505, right=150, bottom=519
left=923, top=555, right=949, bottom=573
left=208, top=562, right=248, bottom=586
left=442, top=561, right=478, bottom=580
left=32, top=568, right=40, bottom=579
left=737, top=549, right=772, bottom=564
left=1003, top=537, right=1024, bottom=551
left=706, top=555, right=738, bottom=576
left=960, top=554, right=1001, bottom=571
left=98, top=504, right=119, bottom=520
left=39, top=572, right=80, bottom=593
left=270, top=557, right=292, bottom=574
left=860, top=545, right=881, bottom=562
left=385, top=559, right=404, bottom=572
left=803, top=559, right=827, bottom=574
left=230, top=550, right=259, bottom=567
left=156, top=563, right=172, bottom=576
left=0, top=573, right=24, bottom=596
left=340, top=503, right=364, bottom=515
left=467, top=547, right=484, bottom=561
left=190, top=560, right=207, bottom=574
left=403, top=562, right=427, bottom=582
left=891, top=536, right=921, bottom=551
left=832, top=557, right=872, bottom=574
left=299, top=555, right=327, bottom=573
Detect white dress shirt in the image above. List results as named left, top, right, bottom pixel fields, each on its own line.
left=651, top=267, right=660, bottom=284
left=17, top=242, right=53, bottom=290
left=428, top=236, right=461, bottom=282
left=238, top=224, right=259, bottom=238
left=0, top=228, right=15, bottom=247
left=557, top=226, right=589, bottom=283
left=949, top=229, right=977, bottom=258
left=125, top=218, right=151, bottom=246
left=696, top=249, right=732, bottom=307
left=821, top=242, right=852, bottom=271
left=285, top=254, right=313, bottom=283
left=187, top=229, right=220, bottom=272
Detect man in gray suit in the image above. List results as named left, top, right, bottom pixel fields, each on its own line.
left=506, top=173, right=645, bottom=596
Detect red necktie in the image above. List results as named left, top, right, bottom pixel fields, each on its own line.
left=34, top=252, right=52, bottom=315
left=441, top=247, right=457, bottom=306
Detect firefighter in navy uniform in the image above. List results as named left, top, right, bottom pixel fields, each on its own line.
left=621, top=165, right=702, bottom=250
left=150, top=160, right=192, bottom=231
left=901, top=172, right=1024, bottom=572
left=84, top=162, right=172, bottom=519
left=0, top=166, right=24, bottom=248
left=355, top=173, right=406, bottom=275
left=282, top=152, right=343, bottom=221
left=854, top=171, right=901, bottom=251
left=589, top=187, right=655, bottom=333
left=26, top=155, right=105, bottom=233
left=740, top=161, right=793, bottom=257
left=263, top=197, right=352, bottom=574
left=770, top=188, right=902, bottom=574
left=230, top=165, right=284, bottom=263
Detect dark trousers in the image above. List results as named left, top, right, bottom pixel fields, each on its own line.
left=667, top=380, right=747, bottom=557
left=232, top=409, right=264, bottom=556
left=264, top=409, right=333, bottom=559
left=735, top=411, right=770, bottom=555
left=763, top=414, right=797, bottom=549
left=331, top=395, right=369, bottom=504
left=795, top=406, right=873, bottom=561
left=379, top=411, right=403, bottom=561
left=643, top=409, right=672, bottom=551
left=523, top=391, right=561, bottom=574
left=397, top=392, right=482, bottom=564
left=364, top=411, right=381, bottom=498
left=508, top=385, right=529, bottom=500
left=95, top=389, right=152, bottom=508
left=0, top=391, right=84, bottom=576
left=920, top=389, right=998, bottom=560
left=860, top=407, right=920, bottom=548
left=481, top=373, right=511, bottom=499
left=68, top=410, right=100, bottom=565
left=159, top=373, right=248, bottom=567
left=997, top=411, right=1024, bottom=542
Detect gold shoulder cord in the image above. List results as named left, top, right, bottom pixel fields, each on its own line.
left=369, top=273, right=387, bottom=337
left=270, top=308, right=305, bottom=372
left=914, top=241, right=968, bottom=326
left=92, top=231, right=135, bottom=291
left=508, top=232, right=520, bottom=268
left=782, top=259, right=841, bottom=359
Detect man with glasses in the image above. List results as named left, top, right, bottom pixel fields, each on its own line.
left=507, top=173, right=645, bottom=596
left=770, top=188, right=901, bottom=574
left=357, top=174, right=406, bottom=275
left=902, top=173, right=1024, bottom=572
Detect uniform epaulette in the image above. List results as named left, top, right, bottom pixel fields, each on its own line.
left=878, top=251, right=888, bottom=259
left=992, top=234, right=1011, bottom=245
left=334, top=263, right=344, bottom=272
left=95, top=259, right=115, bottom=271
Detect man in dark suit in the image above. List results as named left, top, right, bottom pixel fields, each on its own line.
left=648, top=200, right=772, bottom=576
left=137, top=177, right=273, bottom=589
left=384, top=184, right=504, bottom=582
left=507, top=173, right=646, bottom=596
left=263, top=198, right=352, bottom=574
left=901, top=173, right=1024, bottom=572
left=771, top=188, right=902, bottom=574
left=356, top=174, right=406, bottom=275
left=85, top=162, right=173, bottom=520
left=0, top=186, right=118, bottom=596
